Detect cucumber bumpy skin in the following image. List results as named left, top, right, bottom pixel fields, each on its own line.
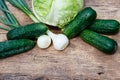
left=88, top=19, right=120, bottom=34
left=0, top=39, right=35, bottom=58
left=80, top=29, right=118, bottom=54
left=7, top=23, right=48, bottom=40
left=63, top=7, right=97, bottom=39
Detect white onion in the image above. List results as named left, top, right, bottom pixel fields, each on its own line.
left=47, top=30, right=69, bottom=50
left=37, top=35, right=51, bottom=49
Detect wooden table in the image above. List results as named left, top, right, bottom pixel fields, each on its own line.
left=0, top=0, right=120, bottom=80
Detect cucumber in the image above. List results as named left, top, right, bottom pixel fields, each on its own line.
left=63, top=7, right=97, bottom=39
left=7, top=23, right=48, bottom=40
left=0, top=39, right=35, bottom=58
left=80, top=29, right=118, bottom=54
left=88, top=19, right=120, bottom=34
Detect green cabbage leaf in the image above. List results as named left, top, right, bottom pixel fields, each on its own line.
left=32, top=0, right=84, bottom=28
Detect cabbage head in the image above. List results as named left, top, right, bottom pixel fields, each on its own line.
left=32, top=0, right=84, bottom=28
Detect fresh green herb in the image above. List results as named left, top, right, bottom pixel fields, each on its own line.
left=7, top=0, right=39, bottom=23
left=0, top=0, right=20, bottom=31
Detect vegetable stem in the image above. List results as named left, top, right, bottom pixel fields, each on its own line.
left=7, top=0, right=39, bottom=23
left=0, top=26, right=11, bottom=31
left=0, top=0, right=20, bottom=31
left=28, top=14, right=39, bottom=23
left=47, top=30, right=57, bottom=39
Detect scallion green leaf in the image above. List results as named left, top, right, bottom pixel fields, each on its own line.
left=0, top=0, right=20, bottom=31
left=8, top=0, right=39, bottom=23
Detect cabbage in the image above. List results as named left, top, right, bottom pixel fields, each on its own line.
left=32, top=0, right=84, bottom=28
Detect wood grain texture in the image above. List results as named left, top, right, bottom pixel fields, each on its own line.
left=0, top=0, right=120, bottom=80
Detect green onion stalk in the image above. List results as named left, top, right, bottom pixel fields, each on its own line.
left=0, top=0, right=20, bottom=31
left=7, top=0, right=69, bottom=50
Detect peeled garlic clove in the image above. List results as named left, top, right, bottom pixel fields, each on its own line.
left=37, top=35, right=51, bottom=49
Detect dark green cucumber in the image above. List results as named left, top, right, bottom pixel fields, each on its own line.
left=63, top=7, right=97, bottom=39
left=88, top=19, right=120, bottom=34
left=7, top=23, right=48, bottom=40
left=0, top=39, right=35, bottom=58
left=80, top=29, right=118, bottom=54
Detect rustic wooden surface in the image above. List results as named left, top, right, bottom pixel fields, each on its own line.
left=0, top=0, right=120, bottom=80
